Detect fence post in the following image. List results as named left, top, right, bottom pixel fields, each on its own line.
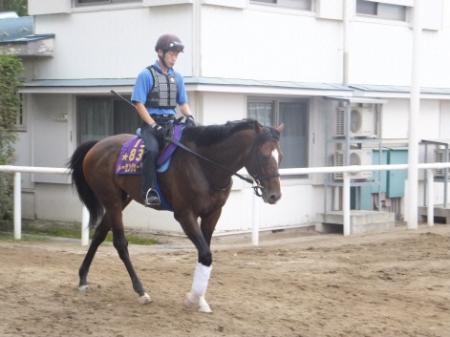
left=426, top=169, right=434, bottom=227
left=251, top=192, right=261, bottom=246
left=343, top=172, right=351, bottom=236
left=81, top=206, right=90, bottom=246
left=14, top=172, right=22, bottom=240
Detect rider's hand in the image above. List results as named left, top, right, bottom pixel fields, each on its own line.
left=185, top=115, right=196, bottom=127
left=151, top=123, right=164, bottom=137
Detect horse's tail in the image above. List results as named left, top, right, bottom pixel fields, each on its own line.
left=68, top=140, right=104, bottom=228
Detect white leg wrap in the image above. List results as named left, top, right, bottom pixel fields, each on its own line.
left=191, top=262, right=212, bottom=298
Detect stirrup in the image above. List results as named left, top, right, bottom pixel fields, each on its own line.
left=144, top=188, right=161, bottom=207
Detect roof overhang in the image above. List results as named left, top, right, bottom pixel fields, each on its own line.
left=0, top=34, right=55, bottom=57
left=19, top=78, right=450, bottom=100
left=19, top=77, right=353, bottom=97
left=349, top=84, right=450, bottom=100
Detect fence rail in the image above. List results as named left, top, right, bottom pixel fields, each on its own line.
left=2, top=163, right=450, bottom=246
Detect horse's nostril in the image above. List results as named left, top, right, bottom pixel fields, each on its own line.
left=269, top=193, right=280, bottom=203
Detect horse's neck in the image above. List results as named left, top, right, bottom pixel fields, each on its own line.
left=199, top=130, right=255, bottom=187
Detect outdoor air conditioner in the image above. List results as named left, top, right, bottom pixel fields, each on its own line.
left=334, top=104, right=377, bottom=138
left=333, top=149, right=373, bottom=181
left=435, top=148, right=450, bottom=178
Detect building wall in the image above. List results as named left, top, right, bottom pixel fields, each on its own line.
left=28, top=1, right=450, bottom=88
left=32, top=5, right=193, bottom=79
left=200, top=4, right=342, bottom=83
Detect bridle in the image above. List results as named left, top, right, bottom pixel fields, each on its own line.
left=108, top=90, right=279, bottom=196
left=248, top=151, right=281, bottom=197
left=170, top=129, right=280, bottom=198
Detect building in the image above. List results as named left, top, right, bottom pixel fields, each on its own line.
left=2, top=0, right=450, bottom=234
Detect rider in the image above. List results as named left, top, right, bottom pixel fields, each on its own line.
left=132, top=34, right=195, bottom=207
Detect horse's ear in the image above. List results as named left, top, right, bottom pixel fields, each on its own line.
left=255, top=121, right=263, bottom=133
left=276, top=123, right=285, bottom=133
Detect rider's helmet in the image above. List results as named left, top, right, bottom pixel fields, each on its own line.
left=155, top=34, right=184, bottom=53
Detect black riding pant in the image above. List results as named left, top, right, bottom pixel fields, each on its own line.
left=140, top=124, right=160, bottom=195
left=140, top=116, right=174, bottom=195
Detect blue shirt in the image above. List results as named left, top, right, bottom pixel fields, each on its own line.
left=131, top=61, right=188, bottom=116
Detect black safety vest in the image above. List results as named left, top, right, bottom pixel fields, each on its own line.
left=145, top=65, right=178, bottom=109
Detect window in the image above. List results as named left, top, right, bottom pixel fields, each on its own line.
left=15, top=93, right=26, bottom=131
left=248, top=99, right=308, bottom=169
left=77, top=96, right=140, bottom=144
left=251, top=0, right=313, bottom=11
left=75, top=0, right=140, bottom=6
left=356, top=0, right=407, bottom=21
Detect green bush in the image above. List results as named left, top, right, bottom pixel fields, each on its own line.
left=0, top=0, right=27, bottom=16
left=0, top=56, right=23, bottom=222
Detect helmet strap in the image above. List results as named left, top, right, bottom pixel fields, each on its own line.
left=158, top=52, right=170, bottom=72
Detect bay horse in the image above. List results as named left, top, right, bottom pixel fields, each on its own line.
left=68, top=119, right=283, bottom=312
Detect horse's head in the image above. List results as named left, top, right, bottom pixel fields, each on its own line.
left=245, top=123, right=284, bottom=204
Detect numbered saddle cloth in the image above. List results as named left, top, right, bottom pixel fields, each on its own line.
left=115, top=124, right=184, bottom=175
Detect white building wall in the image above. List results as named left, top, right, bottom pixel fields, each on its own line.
left=201, top=5, right=342, bottom=83
left=33, top=5, right=193, bottom=79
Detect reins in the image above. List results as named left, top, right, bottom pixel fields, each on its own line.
left=110, top=89, right=269, bottom=197
left=169, top=138, right=263, bottom=194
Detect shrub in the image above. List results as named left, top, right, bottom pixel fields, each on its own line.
left=0, top=56, right=23, bottom=222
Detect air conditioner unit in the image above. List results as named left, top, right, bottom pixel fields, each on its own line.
left=334, top=104, right=377, bottom=138
left=435, top=148, right=450, bottom=178
left=333, top=149, right=373, bottom=181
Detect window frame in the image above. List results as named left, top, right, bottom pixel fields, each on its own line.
left=356, top=0, right=408, bottom=22
left=74, top=0, right=140, bottom=7
left=250, top=0, right=315, bottom=12
left=14, top=93, right=26, bottom=132
left=76, top=95, right=140, bottom=145
left=247, top=97, right=310, bottom=172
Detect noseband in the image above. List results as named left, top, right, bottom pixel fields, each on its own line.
left=248, top=148, right=280, bottom=197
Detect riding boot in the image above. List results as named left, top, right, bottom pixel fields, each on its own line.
left=142, top=153, right=161, bottom=207
left=140, top=125, right=161, bottom=207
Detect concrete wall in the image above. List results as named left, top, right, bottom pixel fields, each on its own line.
left=32, top=5, right=193, bottom=79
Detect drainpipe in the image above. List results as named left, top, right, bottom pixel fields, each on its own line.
left=192, top=0, right=201, bottom=78
left=342, top=0, right=351, bottom=85
left=408, top=0, right=422, bottom=229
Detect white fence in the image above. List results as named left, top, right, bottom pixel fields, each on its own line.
left=0, top=165, right=89, bottom=246
left=1, top=163, right=450, bottom=247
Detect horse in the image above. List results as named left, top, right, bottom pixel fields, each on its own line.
left=68, top=118, right=283, bottom=313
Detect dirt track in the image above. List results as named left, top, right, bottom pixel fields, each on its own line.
left=0, top=226, right=449, bottom=337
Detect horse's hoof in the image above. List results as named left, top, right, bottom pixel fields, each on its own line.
left=198, top=296, right=212, bottom=313
left=79, top=285, right=89, bottom=293
left=138, top=292, right=151, bottom=304
left=184, top=292, right=212, bottom=313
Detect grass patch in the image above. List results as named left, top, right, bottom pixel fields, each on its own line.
left=0, top=231, right=50, bottom=242
left=0, top=220, right=159, bottom=245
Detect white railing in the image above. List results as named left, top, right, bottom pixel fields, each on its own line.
left=0, top=165, right=89, bottom=246
left=2, top=163, right=450, bottom=246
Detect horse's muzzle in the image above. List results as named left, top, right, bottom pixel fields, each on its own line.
left=265, top=191, right=281, bottom=204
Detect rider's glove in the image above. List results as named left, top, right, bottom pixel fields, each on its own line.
left=185, top=115, right=196, bottom=127
left=151, top=123, right=164, bottom=137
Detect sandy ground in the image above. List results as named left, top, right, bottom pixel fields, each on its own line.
left=0, top=225, right=449, bottom=337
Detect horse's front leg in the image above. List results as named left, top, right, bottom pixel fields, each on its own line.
left=175, top=210, right=217, bottom=313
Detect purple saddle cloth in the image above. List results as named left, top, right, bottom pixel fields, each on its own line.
left=115, top=124, right=184, bottom=175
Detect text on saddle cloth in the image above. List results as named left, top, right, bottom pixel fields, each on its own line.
left=115, top=124, right=184, bottom=175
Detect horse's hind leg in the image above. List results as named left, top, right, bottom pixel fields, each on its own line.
left=79, top=195, right=131, bottom=292
left=109, top=209, right=151, bottom=304
left=78, top=217, right=110, bottom=291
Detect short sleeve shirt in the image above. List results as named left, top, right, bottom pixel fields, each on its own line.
left=131, top=61, right=188, bottom=116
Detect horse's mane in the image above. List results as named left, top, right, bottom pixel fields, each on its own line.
left=182, top=119, right=261, bottom=146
